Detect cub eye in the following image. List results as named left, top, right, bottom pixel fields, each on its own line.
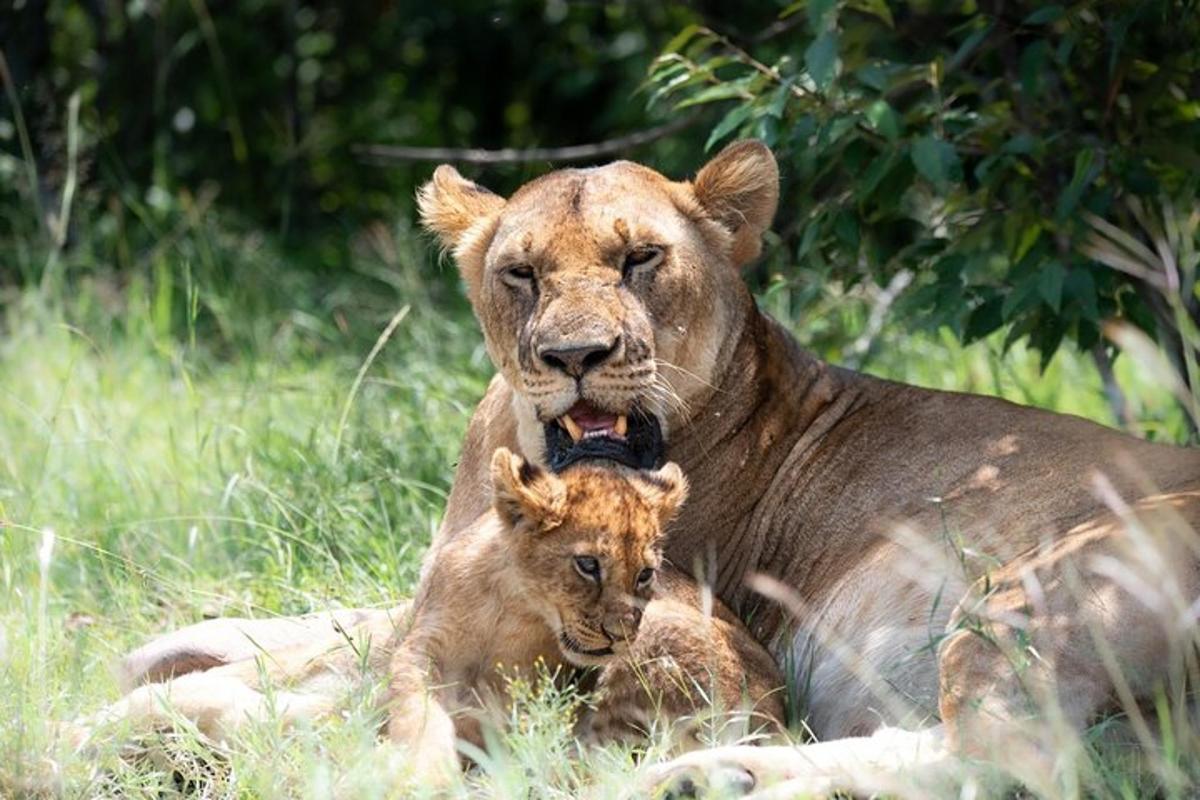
left=622, top=246, right=664, bottom=277
left=636, top=567, right=656, bottom=587
left=573, top=555, right=602, bottom=582
left=501, top=264, right=535, bottom=289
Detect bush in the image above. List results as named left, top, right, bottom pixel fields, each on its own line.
left=650, top=1, right=1200, bottom=401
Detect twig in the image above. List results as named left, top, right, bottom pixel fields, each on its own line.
left=0, top=48, right=44, bottom=230
left=846, top=269, right=913, bottom=370
left=40, top=91, right=81, bottom=292
left=752, top=14, right=804, bottom=43
left=351, top=115, right=699, bottom=166
left=1090, top=344, right=1134, bottom=432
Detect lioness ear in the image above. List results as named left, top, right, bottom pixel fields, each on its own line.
left=636, top=462, right=689, bottom=526
left=490, top=448, right=567, bottom=532
left=691, top=140, right=779, bottom=266
left=417, top=164, right=506, bottom=256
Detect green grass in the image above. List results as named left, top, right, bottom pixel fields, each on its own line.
left=0, top=214, right=1192, bottom=797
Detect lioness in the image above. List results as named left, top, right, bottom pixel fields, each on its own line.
left=79, top=451, right=783, bottom=783
left=126, top=141, right=1200, bottom=795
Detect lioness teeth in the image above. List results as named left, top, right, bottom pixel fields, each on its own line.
left=614, top=415, right=628, bottom=437
left=560, top=414, right=583, bottom=442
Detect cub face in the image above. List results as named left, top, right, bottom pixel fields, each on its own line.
left=419, top=142, right=779, bottom=471
left=490, top=448, right=688, bottom=667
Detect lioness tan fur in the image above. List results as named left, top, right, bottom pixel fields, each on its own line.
left=81, top=451, right=783, bottom=783
left=125, top=141, right=1200, bottom=795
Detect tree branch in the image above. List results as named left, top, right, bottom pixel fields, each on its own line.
left=352, top=114, right=700, bottom=166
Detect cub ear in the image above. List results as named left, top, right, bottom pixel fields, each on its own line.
left=635, top=462, right=689, bottom=526
left=416, top=164, right=506, bottom=256
left=691, top=140, right=779, bottom=266
left=490, top=448, right=567, bottom=532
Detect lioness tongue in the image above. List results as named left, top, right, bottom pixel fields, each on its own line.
left=559, top=402, right=628, bottom=443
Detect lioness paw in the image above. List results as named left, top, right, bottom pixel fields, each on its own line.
left=642, top=752, right=757, bottom=799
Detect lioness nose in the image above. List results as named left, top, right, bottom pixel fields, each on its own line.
left=539, top=338, right=619, bottom=377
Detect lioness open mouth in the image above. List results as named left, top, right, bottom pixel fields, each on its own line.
left=543, top=401, right=664, bottom=472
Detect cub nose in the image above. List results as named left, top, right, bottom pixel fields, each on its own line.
left=614, top=605, right=643, bottom=637
left=538, top=338, right=619, bottom=378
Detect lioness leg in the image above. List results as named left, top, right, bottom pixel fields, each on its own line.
left=120, top=606, right=404, bottom=689
left=78, top=670, right=343, bottom=747
left=76, top=610, right=405, bottom=751
left=641, top=727, right=956, bottom=799
left=582, top=569, right=785, bottom=749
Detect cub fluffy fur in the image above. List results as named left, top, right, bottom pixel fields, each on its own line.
left=389, top=448, right=783, bottom=778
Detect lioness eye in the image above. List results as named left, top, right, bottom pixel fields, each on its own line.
left=636, top=567, right=655, bottom=586
left=622, top=246, right=663, bottom=277
left=501, top=264, right=535, bottom=288
left=574, top=556, right=602, bottom=582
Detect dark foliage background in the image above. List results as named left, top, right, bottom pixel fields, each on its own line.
left=1, top=1, right=707, bottom=239
left=3, top=0, right=1199, bottom=415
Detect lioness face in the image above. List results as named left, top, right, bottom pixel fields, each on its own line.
left=420, top=141, right=779, bottom=470
left=490, top=448, right=688, bottom=667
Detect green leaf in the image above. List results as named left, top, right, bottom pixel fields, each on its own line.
left=854, top=62, right=889, bottom=91
left=674, top=83, right=747, bottom=109
left=706, top=103, right=755, bottom=150
left=1019, top=41, right=1049, bottom=98
left=662, top=24, right=701, bottom=55
left=1002, top=315, right=1037, bottom=354
left=1076, top=319, right=1100, bottom=351
left=807, top=0, right=838, bottom=32
left=805, top=31, right=840, bottom=90
left=796, top=219, right=822, bottom=261
left=846, top=0, right=894, bottom=27
left=754, top=115, right=781, bottom=147
left=1055, top=32, right=1076, bottom=65
left=1030, top=315, right=1066, bottom=371
left=1001, top=133, right=1036, bottom=155
left=1065, top=268, right=1100, bottom=321
left=948, top=23, right=993, bottom=72
left=856, top=149, right=903, bottom=202
left=1012, top=223, right=1042, bottom=263
left=833, top=211, right=859, bottom=249
left=974, top=153, right=1001, bottom=183
left=1055, top=148, right=1101, bottom=221
left=1039, top=260, right=1065, bottom=311
left=965, top=296, right=1004, bottom=343
left=1023, top=5, right=1064, bottom=25
left=766, top=83, right=791, bottom=118
left=781, top=0, right=808, bottom=19
left=647, top=59, right=688, bottom=83
left=865, top=99, right=901, bottom=141
left=911, top=135, right=961, bottom=189
left=1002, top=274, right=1040, bottom=320
left=646, top=68, right=702, bottom=107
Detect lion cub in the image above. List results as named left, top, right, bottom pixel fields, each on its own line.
left=71, top=450, right=782, bottom=782
left=387, top=448, right=785, bottom=778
